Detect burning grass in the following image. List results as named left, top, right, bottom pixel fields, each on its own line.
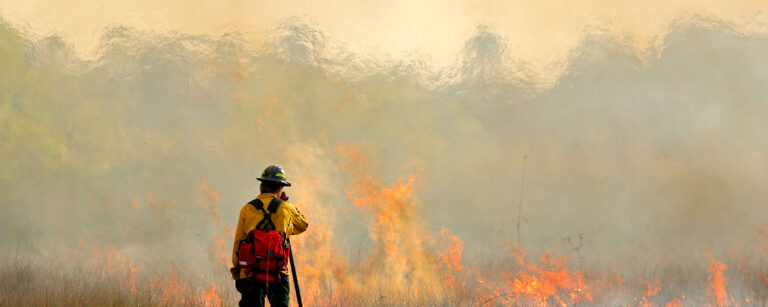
left=3, top=146, right=768, bottom=306
left=3, top=246, right=768, bottom=306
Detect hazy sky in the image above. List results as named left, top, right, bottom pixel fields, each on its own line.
left=2, top=3, right=768, bottom=303
left=1, top=0, right=766, bottom=82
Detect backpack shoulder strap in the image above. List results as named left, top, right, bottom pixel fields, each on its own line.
left=267, top=198, right=287, bottom=244
left=267, top=197, right=284, bottom=213
left=249, top=197, right=284, bottom=230
left=248, top=198, right=266, bottom=213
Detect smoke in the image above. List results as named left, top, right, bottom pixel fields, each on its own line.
left=1, top=12, right=768, bottom=304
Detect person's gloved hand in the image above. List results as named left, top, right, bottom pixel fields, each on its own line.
left=279, top=192, right=289, bottom=201
left=229, top=267, right=240, bottom=280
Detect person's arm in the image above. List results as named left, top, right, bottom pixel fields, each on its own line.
left=231, top=206, right=247, bottom=268
left=288, top=203, right=309, bottom=235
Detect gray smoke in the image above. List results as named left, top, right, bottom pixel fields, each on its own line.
left=1, top=15, right=767, bottom=303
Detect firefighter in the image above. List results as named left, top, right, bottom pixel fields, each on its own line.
left=231, top=164, right=309, bottom=307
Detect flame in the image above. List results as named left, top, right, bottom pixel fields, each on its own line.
left=71, top=182, right=239, bottom=306
left=708, top=258, right=730, bottom=307
left=437, top=228, right=465, bottom=289
left=665, top=297, right=683, bottom=307
left=286, top=165, right=346, bottom=305
left=645, top=280, right=662, bottom=297
left=213, top=224, right=235, bottom=266
left=335, top=143, right=447, bottom=297
left=482, top=243, right=594, bottom=306
left=639, top=280, right=662, bottom=307
left=22, top=143, right=768, bottom=306
left=198, top=283, right=224, bottom=307
left=147, top=267, right=185, bottom=304
left=90, top=244, right=142, bottom=295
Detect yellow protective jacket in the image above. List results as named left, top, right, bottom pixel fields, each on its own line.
left=231, top=193, right=309, bottom=279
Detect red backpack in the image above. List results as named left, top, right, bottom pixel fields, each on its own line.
left=237, top=197, right=290, bottom=283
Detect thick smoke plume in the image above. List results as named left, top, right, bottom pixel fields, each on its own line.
left=1, top=15, right=768, bottom=305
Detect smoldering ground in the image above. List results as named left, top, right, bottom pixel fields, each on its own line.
left=1, top=14, right=768, bottom=306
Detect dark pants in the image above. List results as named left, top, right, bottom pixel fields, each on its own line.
left=235, top=274, right=290, bottom=307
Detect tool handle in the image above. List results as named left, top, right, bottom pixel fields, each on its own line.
left=288, top=239, right=303, bottom=307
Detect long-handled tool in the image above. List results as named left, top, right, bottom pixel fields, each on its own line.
left=288, top=239, right=303, bottom=307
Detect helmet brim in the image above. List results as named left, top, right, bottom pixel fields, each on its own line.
left=257, top=177, right=291, bottom=187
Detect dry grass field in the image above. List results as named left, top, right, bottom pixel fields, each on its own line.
left=3, top=241, right=768, bottom=306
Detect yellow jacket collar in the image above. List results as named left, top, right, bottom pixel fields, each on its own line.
left=258, top=193, right=277, bottom=199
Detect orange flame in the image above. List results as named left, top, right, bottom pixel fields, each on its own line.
left=640, top=280, right=662, bottom=307
left=332, top=143, right=455, bottom=299
left=498, top=243, right=592, bottom=306
left=50, top=144, right=768, bottom=306
left=198, top=283, right=224, bottom=307
left=665, top=297, right=683, bottom=307
left=708, top=258, right=730, bottom=307
left=437, top=228, right=465, bottom=289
